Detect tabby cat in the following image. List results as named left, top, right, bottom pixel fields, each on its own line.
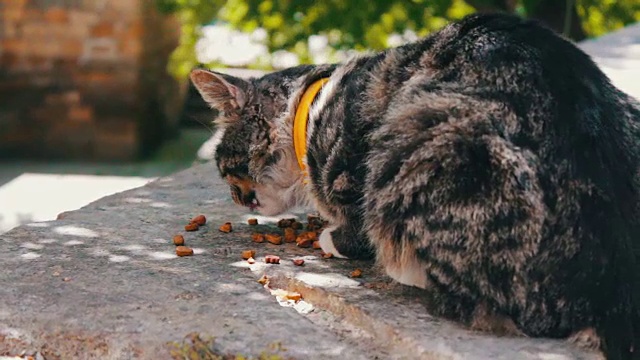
left=190, top=13, right=640, bottom=359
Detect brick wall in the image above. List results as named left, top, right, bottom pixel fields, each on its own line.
left=0, top=0, right=184, bottom=160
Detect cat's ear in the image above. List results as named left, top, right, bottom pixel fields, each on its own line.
left=190, top=69, right=249, bottom=124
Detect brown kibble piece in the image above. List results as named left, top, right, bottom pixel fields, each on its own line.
left=247, top=218, right=258, bottom=225
left=284, top=228, right=296, bottom=243
left=312, top=241, right=321, bottom=249
left=301, top=231, right=318, bottom=241
left=277, top=218, right=296, bottom=228
left=258, top=275, right=269, bottom=285
left=296, top=231, right=317, bottom=248
left=252, top=233, right=265, bottom=243
left=176, top=246, right=194, bottom=257
left=219, top=222, right=232, bottom=233
left=322, top=252, right=333, bottom=259
left=350, top=269, right=363, bottom=278
left=306, top=215, right=325, bottom=231
left=265, top=234, right=283, bottom=245
left=241, top=250, right=256, bottom=260
left=265, top=255, right=280, bottom=264
left=285, top=292, right=302, bottom=301
left=272, top=289, right=302, bottom=301
left=296, top=237, right=314, bottom=248
left=173, top=235, right=185, bottom=246
left=184, top=223, right=199, bottom=232
left=292, top=259, right=305, bottom=266
left=190, top=215, right=206, bottom=226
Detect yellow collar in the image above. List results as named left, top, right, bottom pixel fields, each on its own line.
left=293, top=77, right=329, bottom=176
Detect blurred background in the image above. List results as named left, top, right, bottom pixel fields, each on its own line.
left=1, top=0, right=639, bottom=234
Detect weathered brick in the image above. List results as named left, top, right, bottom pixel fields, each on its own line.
left=68, top=105, right=94, bottom=122
left=67, top=10, right=99, bottom=28
left=22, top=23, right=80, bottom=44
left=1, top=0, right=181, bottom=160
left=59, top=40, right=84, bottom=58
left=43, top=7, right=69, bottom=24
left=44, top=121, right=96, bottom=158
left=91, top=22, right=115, bottom=37
left=94, top=121, right=138, bottom=160
left=1, top=39, right=27, bottom=54
left=45, top=91, right=81, bottom=106
left=2, top=21, right=19, bottom=38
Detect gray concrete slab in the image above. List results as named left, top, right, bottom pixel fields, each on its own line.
left=0, top=162, right=600, bottom=359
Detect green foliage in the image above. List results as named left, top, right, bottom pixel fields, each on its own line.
left=156, top=0, right=226, bottom=78
left=157, top=0, right=640, bottom=78
left=578, top=0, right=640, bottom=37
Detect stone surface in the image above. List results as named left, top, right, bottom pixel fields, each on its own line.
left=0, top=163, right=600, bottom=359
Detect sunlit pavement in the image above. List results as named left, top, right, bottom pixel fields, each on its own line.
left=0, top=128, right=212, bottom=234
left=0, top=173, right=154, bottom=233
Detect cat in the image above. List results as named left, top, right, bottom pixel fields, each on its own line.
left=190, top=13, right=640, bottom=359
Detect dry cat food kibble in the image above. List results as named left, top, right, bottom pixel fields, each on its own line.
left=284, top=291, right=302, bottom=301
left=312, top=241, right=321, bottom=249
left=190, top=215, right=207, bottom=226
left=284, top=228, right=296, bottom=243
left=172, top=235, right=185, bottom=246
left=296, top=237, right=314, bottom=248
left=306, top=215, right=325, bottom=231
left=241, top=250, right=256, bottom=260
left=219, top=222, right=233, bottom=233
left=302, top=231, right=318, bottom=241
left=277, top=218, right=296, bottom=228
left=184, top=223, right=199, bottom=232
left=265, top=255, right=280, bottom=264
left=247, top=257, right=256, bottom=264
left=272, top=289, right=303, bottom=302
left=292, top=259, right=305, bottom=266
left=350, top=269, right=363, bottom=278
left=247, top=218, right=258, bottom=225
left=258, top=275, right=269, bottom=285
left=176, top=246, right=194, bottom=257
left=251, top=233, right=265, bottom=243
left=296, top=231, right=317, bottom=248
left=265, top=234, right=283, bottom=245
left=322, top=252, right=333, bottom=259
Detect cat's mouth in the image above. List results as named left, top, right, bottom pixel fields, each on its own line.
left=230, top=185, right=261, bottom=211
left=247, top=197, right=260, bottom=211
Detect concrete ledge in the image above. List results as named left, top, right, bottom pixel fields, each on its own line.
left=0, top=163, right=600, bottom=359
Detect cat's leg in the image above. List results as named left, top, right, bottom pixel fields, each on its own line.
left=470, top=302, right=526, bottom=337
left=364, top=112, right=546, bottom=327
left=318, top=209, right=375, bottom=260
left=567, top=328, right=601, bottom=351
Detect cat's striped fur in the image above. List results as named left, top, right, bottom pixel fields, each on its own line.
left=191, top=13, right=640, bottom=359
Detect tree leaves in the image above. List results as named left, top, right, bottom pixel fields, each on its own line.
left=156, top=0, right=640, bottom=78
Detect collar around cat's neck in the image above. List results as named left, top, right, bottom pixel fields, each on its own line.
left=293, top=77, right=330, bottom=178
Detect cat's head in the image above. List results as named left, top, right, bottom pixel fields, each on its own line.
left=190, top=65, right=335, bottom=216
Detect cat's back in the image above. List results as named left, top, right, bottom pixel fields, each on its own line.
left=371, top=13, right=640, bottom=187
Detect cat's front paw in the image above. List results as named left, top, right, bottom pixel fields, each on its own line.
left=567, top=327, right=601, bottom=351
left=319, top=225, right=349, bottom=259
